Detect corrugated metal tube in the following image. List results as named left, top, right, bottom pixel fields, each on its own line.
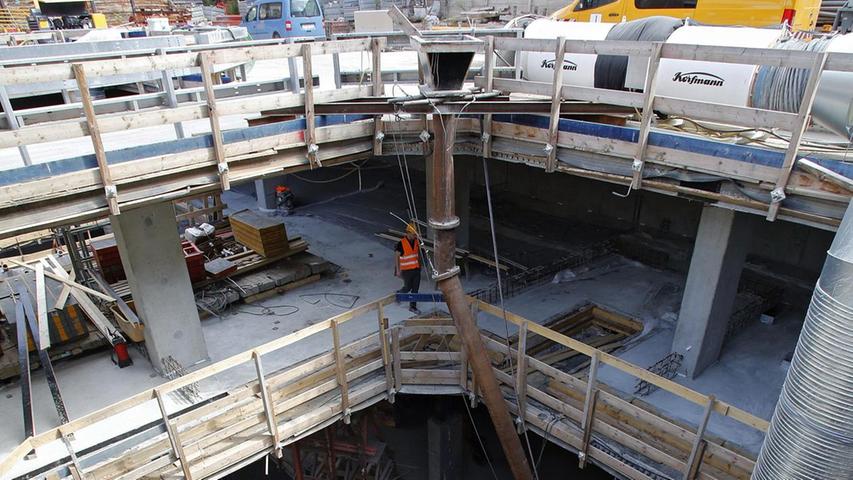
left=753, top=201, right=853, bottom=479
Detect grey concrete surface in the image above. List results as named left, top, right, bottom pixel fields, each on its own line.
left=672, top=206, right=752, bottom=379
left=111, top=202, right=209, bottom=373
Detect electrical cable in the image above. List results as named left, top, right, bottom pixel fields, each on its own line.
left=461, top=395, right=500, bottom=480
left=299, top=293, right=360, bottom=309
left=236, top=303, right=300, bottom=316
left=428, top=95, right=542, bottom=480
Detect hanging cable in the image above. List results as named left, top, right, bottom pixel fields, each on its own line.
left=461, top=395, right=500, bottom=480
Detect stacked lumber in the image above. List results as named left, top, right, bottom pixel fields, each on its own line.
left=230, top=210, right=290, bottom=258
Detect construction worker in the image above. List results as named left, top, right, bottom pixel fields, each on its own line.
left=395, top=223, right=421, bottom=314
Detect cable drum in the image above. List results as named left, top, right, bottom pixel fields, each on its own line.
left=752, top=36, right=833, bottom=113
left=753, top=202, right=853, bottom=479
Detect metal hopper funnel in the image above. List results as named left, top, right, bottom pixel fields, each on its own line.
left=411, top=35, right=483, bottom=92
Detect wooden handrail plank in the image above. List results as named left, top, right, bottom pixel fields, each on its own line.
left=72, top=63, right=119, bottom=215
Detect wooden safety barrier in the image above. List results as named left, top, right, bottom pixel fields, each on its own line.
left=0, top=294, right=768, bottom=480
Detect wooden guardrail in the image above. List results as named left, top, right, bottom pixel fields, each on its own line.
left=480, top=36, right=853, bottom=221
left=1, top=294, right=768, bottom=480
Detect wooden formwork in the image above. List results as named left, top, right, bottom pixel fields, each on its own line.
left=0, top=294, right=768, bottom=480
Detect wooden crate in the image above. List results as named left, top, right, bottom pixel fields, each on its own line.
left=229, top=210, right=289, bottom=258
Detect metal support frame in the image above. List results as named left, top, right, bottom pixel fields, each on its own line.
left=301, top=44, right=319, bottom=168
left=253, top=351, right=283, bottom=458
left=766, top=52, right=828, bottom=221
left=684, top=395, right=716, bottom=480
left=154, top=388, right=194, bottom=480
left=287, top=38, right=300, bottom=93
left=631, top=42, right=663, bottom=191
left=578, top=351, right=600, bottom=468
left=157, top=48, right=186, bottom=140
left=0, top=66, right=31, bottom=166
left=371, top=38, right=384, bottom=156
left=330, top=319, right=351, bottom=423
left=198, top=53, right=230, bottom=191
left=482, top=36, right=496, bottom=159
left=72, top=63, right=120, bottom=215
left=545, top=37, right=567, bottom=173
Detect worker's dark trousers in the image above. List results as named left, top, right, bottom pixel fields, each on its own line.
left=398, top=268, right=421, bottom=309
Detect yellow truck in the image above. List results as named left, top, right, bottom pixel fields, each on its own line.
left=551, top=0, right=821, bottom=31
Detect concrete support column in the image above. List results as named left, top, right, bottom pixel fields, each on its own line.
left=255, top=176, right=285, bottom=211
left=427, top=408, right=464, bottom=480
left=455, top=157, right=471, bottom=250
left=672, top=206, right=752, bottom=378
left=111, top=202, right=208, bottom=374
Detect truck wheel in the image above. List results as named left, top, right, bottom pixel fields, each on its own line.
left=272, top=31, right=280, bottom=38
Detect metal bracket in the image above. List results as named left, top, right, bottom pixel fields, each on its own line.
left=343, top=407, right=352, bottom=424
left=375, top=131, right=385, bottom=142
left=770, top=187, right=786, bottom=204
left=218, top=163, right=230, bottom=175
left=104, top=185, right=118, bottom=199
left=432, top=265, right=460, bottom=281
left=428, top=217, right=460, bottom=230
left=631, top=159, right=643, bottom=172
left=543, top=143, right=554, bottom=154
left=481, top=132, right=490, bottom=143
left=419, top=130, right=431, bottom=143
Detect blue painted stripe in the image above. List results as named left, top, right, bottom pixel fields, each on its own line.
left=0, top=115, right=370, bottom=187
left=492, top=114, right=853, bottom=180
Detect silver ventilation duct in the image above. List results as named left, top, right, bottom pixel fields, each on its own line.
left=753, top=200, right=853, bottom=479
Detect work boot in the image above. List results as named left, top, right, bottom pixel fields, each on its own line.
left=409, top=306, right=421, bottom=315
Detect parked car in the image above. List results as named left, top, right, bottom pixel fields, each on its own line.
left=242, top=0, right=326, bottom=39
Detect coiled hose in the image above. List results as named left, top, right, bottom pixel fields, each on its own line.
left=752, top=36, right=834, bottom=113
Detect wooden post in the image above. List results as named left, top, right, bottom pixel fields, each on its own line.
left=34, top=262, right=49, bottom=351
left=301, top=44, right=319, bottom=168
left=330, top=320, right=350, bottom=423
left=630, top=42, right=663, bottom=191
left=515, top=320, right=529, bottom=434
left=154, top=389, right=194, bottom=480
left=482, top=36, right=496, bottom=159
left=252, top=351, right=282, bottom=458
left=198, top=53, right=230, bottom=191
left=766, top=51, right=828, bottom=221
left=578, top=351, right=600, bottom=468
left=331, top=34, right=342, bottom=89
left=377, top=305, right=395, bottom=401
left=545, top=37, right=567, bottom=173
left=371, top=38, right=384, bottom=156
left=72, top=63, right=120, bottom=215
left=391, top=326, right=402, bottom=394
left=684, top=395, right=715, bottom=480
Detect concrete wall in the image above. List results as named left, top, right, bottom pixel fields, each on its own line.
left=466, top=159, right=834, bottom=280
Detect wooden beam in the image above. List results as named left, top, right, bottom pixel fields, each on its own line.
left=631, top=42, right=663, bottom=191
left=34, top=262, right=49, bottom=350
left=154, top=388, right=194, bottom=480
left=545, top=37, right=567, bottom=173
left=578, top=351, right=600, bottom=468
left=515, top=320, right=529, bottom=433
left=372, top=38, right=384, bottom=156
left=301, top=44, right=319, bottom=168
left=8, top=258, right=114, bottom=302
left=198, top=52, right=230, bottom=191
left=684, top=395, right=715, bottom=480
left=392, top=327, right=402, bottom=394
left=330, top=320, right=350, bottom=423
left=252, top=351, right=282, bottom=458
left=72, top=63, right=119, bottom=215
left=766, top=51, right=828, bottom=221
left=377, top=306, right=395, bottom=401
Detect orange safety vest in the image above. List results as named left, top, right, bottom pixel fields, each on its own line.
left=399, top=238, right=420, bottom=271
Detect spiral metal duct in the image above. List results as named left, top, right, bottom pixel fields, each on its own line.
left=753, top=201, right=853, bottom=480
